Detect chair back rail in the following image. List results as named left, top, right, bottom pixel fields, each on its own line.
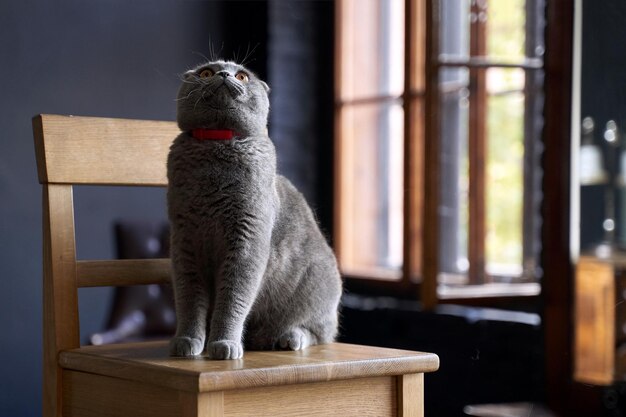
left=33, top=114, right=179, bottom=186
left=34, top=114, right=178, bottom=417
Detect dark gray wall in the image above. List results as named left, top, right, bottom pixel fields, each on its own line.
left=268, top=0, right=335, bottom=237
left=0, top=2, right=220, bottom=415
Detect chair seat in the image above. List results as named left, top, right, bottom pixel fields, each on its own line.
left=58, top=341, right=439, bottom=417
left=60, top=341, right=439, bottom=392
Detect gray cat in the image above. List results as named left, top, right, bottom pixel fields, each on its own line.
left=167, top=60, right=342, bottom=360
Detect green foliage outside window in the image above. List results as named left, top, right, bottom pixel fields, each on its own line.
left=486, top=0, right=526, bottom=270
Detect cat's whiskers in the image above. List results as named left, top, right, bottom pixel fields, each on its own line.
left=225, top=81, right=245, bottom=97
left=176, top=87, right=201, bottom=102
left=207, top=40, right=224, bottom=62
left=177, top=74, right=201, bottom=85
left=240, top=43, right=259, bottom=67
left=192, top=50, right=211, bottom=63
left=193, top=93, right=204, bottom=110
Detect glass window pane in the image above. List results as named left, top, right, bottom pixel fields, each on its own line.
left=437, top=66, right=527, bottom=282
left=438, top=0, right=538, bottom=62
left=439, top=0, right=471, bottom=59
left=486, top=68, right=525, bottom=276
left=339, top=102, right=404, bottom=277
left=486, top=0, right=527, bottom=60
left=438, top=67, right=470, bottom=283
left=487, top=67, right=525, bottom=94
left=339, top=0, right=405, bottom=100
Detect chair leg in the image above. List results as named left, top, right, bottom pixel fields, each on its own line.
left=397, top=373, right=424, bottom=417
left=179, top=391, right=224, bottom=417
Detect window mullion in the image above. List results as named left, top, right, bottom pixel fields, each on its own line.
left=522, top=0, right=546, bottom=281
left=403, top=0, right=426, bottom=289
left=421, top=0, right=441, bottom=309
left=467, top=0, right=488, bottom=285
left=403, top=0, right=414, bottom=288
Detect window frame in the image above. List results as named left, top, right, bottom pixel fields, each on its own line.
left=334, top=0, right=545, bottom=306
left=337, top=0, right=579, bottom=412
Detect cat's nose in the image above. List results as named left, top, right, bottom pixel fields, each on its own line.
left=215, top=71, right=231, bottom=79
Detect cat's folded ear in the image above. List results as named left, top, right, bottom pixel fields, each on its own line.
left=181, top=70, right=196, bottom=81
left=260, top=81, right=270, bottom=93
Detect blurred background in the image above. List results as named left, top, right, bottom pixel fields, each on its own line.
left=2, top=1, right=626, bottom=416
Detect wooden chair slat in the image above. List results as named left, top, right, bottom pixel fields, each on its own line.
left=33, top=114, right=178, bottom=186
left=42, top=184, right=79, bottom=417
left=76, top=259, right=172, bottom=288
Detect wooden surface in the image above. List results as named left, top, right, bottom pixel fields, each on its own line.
left=223, top=376, right=396, bottom=417
left=63, top=371, right=181, bottom=417
left=403, top=0, right=426, bottom=286
left=76, top=258, right=171, bottom=287
left=33, top=114, right=178, bottom=186
left=574, top=256, right=615, bottom=385
left=181, top=391, right=224, bottom=417
left=467, top=0, right=488, bottom=285
left=60, top=341, right=439, bottom=393
left=64, top=371, right=402, bottom=417
left=61, top=342, right=438, bottom=416
left=43, top=184, right=80, bottom=417
left=421, top=0, right=440, bottom=310
left=397, top=373, right=424, bottom=417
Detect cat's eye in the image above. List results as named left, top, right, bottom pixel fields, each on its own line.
left=199, top=69, right=214, bottom=78
left=235, top=72, right=249, bottom=83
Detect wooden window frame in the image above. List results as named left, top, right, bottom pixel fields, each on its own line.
left=336, top=0, right=579, bottom=413
left=335, top=0, right=545, bottom=307
left=334, top=0, right=427, bottom=289
left=435, top=0, right=545, bottom=288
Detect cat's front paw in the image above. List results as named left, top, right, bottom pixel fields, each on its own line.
left=207, top=340, right=243, bottom=360
left=169, top=336, right=204, bottom=357
left=278, top=328, right=311, bottom=351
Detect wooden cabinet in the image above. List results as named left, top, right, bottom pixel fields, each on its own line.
left=574, top=255, right=626, bottom=385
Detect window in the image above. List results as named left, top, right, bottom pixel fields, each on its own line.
left=335, top=0, right=408, bottom=279
left=335, top=0, right=544, bottom=304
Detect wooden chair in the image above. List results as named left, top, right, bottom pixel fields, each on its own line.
left=33, top=114, right=439, bottom=417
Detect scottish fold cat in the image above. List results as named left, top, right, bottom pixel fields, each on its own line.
left=167, top=60, right=342, bottom=360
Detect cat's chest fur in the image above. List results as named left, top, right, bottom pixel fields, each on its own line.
left=168, top=134, right=276, bottom=197
left=167, top=133, right=278, bottom=246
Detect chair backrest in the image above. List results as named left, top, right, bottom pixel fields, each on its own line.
left=33, top=114, right=180, bottom=416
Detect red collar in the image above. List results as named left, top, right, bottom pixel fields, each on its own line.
left=190, top=128, right=235, bottom=140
